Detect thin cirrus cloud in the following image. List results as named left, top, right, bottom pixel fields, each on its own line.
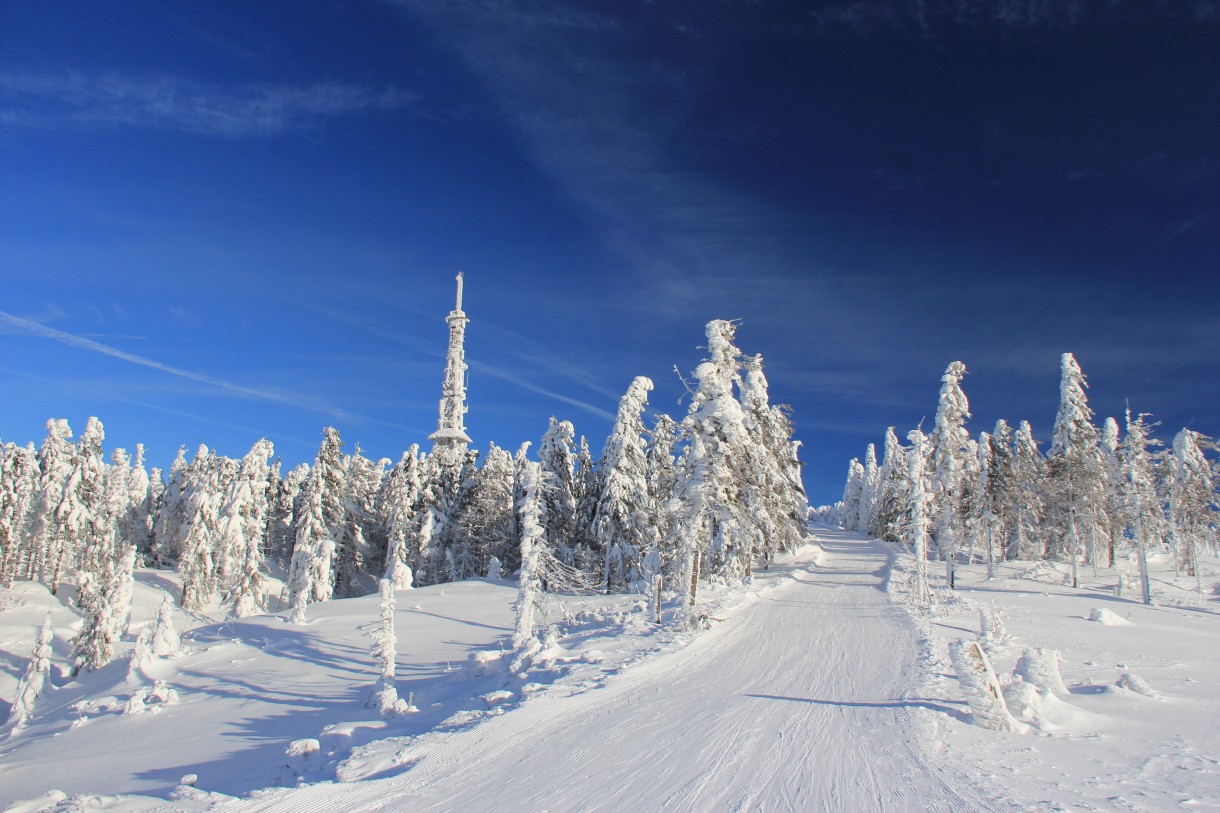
left=0, top=309, right=364, bottom=424
left=0, top=71, right=411, bottom=137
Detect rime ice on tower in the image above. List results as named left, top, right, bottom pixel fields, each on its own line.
left=429, top=273, right=472, bottom=468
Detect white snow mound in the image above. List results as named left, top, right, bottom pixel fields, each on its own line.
left=1087, top=607, right=1133, bottom=626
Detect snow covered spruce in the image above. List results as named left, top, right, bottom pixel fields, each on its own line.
left=0, top=318, right=807, bottom=684
left=839, top=352, right=1219, bottom=603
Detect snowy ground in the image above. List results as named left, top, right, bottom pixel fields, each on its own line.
left=889, top=538, right=1220, bottom=812
left=1, top=530, right=1217, bottom=812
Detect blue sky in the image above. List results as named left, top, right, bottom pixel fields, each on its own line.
left=2, top=1, right=1217, bottom=504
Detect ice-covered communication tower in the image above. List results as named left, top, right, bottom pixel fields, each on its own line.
left=429, top=273, right=472, bottom=466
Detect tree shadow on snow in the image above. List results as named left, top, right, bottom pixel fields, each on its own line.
left=405, top=608, right=512, bottom=633
left=744, top=693, right=970, bottom=723
left=134, top=571, right=182, bottom=603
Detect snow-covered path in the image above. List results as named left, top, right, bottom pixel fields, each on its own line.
left=202, top=530, right=994, bottom=812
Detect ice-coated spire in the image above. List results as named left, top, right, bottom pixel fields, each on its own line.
left=429, top=273, right=472, bottom=464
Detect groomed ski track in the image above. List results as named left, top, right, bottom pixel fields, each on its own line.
left=200, top=529, right=997, bottom=812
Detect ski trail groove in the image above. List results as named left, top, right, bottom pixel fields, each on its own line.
left=203, top=530, right=995, bottom=812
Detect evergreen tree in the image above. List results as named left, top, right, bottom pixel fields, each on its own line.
left=1169, top=429, right=1215, bottom=591
left=334, top=447, right=385, bottom=597
left=739, top=353, right=808, bottom=558
left=1011, top=421, right=1045, bottom=560
left=266, top=462, right=308, bottom=564
left=6, top=614, right=54, bottom=733
left=1046, top=353, right=1106, bottom=587
left=151, top=595, right=181, bottom=657
left=906, top=428, right=934, bottom=606
left=150, top=447, right=189, bottom=566
left=872, top=427, right=910, bottom=542
left=287, top=428, right=345, bottom=620
left=859, top=444, right=881, bottom=535
left=177, top=447, right=225, bottom=612
left=367, top=578, right=409, bottom=717
left=670, top=320, right=756, bottom=592
left=511, top=459, right=547, bottom=673
left=29, top=419, right=74, bottom=585
left=452, top=443, right=515, bottom=581
left=644, top=413, right=679, bottom=575
left=219, top=439, right=275, bottom=617
left=929, top=361, right=971, bottom=589
left=71, top=536, right=128, bottom=678
left=840, top=459, right=865, bottom=531
left=378, top=445, right=423, bottom=588
left=985, top=420, right=1020, bottom=565
left=592, top=376, right=655, bottom=591
left=0, top=442, right=39, bottom=587
left=538, top=417, right=579, bottom=563
left=53, top=418, right=113, bottom=597
left=1120, top=409, right=1163, bottom=605
left=127, top=444, right=153, bottom=555
left=1099, top=418, right=1125, bottom=568
left=572, top=435, right=600, bottom=562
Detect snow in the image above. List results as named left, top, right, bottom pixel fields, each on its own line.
left=2, top=530, right=1219, bottom=812
left=887, top=540, right=1220, bottom=811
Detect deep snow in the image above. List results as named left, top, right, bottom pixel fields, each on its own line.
left=1, top=529, right=1217, bottom=812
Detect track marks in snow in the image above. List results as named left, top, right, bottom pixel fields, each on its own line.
left=200, top=531, right=999, bottom=812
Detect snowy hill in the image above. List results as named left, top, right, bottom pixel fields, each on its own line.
left=2, top=529, right=1219, bottom=812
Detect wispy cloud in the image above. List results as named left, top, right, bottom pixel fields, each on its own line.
left=468, top=359, right=616, bottom=422
left=806, top=0, right=1216, bottom=33
left=0, top=365, right=319, bottom=454
left=0, top=309, right=364, bottom=423
left=302, top=301, right=618, bottom=421
left=0, top=71, right=411, bottom=136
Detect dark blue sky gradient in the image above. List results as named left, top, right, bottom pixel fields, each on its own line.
left=2, top=1, right=1217, bottom=503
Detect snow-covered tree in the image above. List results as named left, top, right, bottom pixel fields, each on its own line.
left=670, top=320, right=757, bottom=593
left=511, top=459, right=547, bottom=672
left=859, top=444, right=881, bottom=535
left=872, top=427, right=910, bottom=542
left=929, top=361, right=972, bottom=589
left=6, top=614, right=54, bottom=733
left=177, top=447, right=226, bottom=612
left=644, top=413, right=679, bottom=572
left=572, top=435, right=600, bottom=563
left=1010, top=421, right=1045, bottom=560
left=151, top=595, right=181, bottom=657
left=840, top=459, right=865, bottom=531
left=538, top=417, right=579, bottom=564
left=454, top=442, right=517, bottom=580
left=50, top=417, right=110, bottom=595
left=970, top=431, right=996, bottom=576
left=739, top=353, right=808, bottom=558
left=1168, top=428, right=1215, bottom=590
left=218, top=439, right=275, bottom=617
left=29, top=419, right=74, bottom=585
left=335, top=448, right=385, bottom=597
left=949, top=639, right=1024, bottom=733
left=367, top=578, right=409, bottom=717
left=267, top=462, right=308, bottom=564
left=71, top=568, right=115, bottom=676
left=592, top=376, right=656, bottom=591
left=1120, top=409, right=1164, bottom=605
left=1099, top=417, right=1125, bottom=568
left=378, top=446, right=423, bottom=588
left=983, top=421, right=1019, bottom=569
left=0, top=442, right=39, bottom=586
left=906, top=428, right=933, bottom=606
left=1046, top=353, right=1105, bottom=587
left=287, top=428, right=346, bottom=621
left=150, top=447, right=189, bottom=566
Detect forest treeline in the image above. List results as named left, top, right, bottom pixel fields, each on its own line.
left=838, top=353, right=1218, bottom=603
left=0, top=320, right=809, bottom=673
